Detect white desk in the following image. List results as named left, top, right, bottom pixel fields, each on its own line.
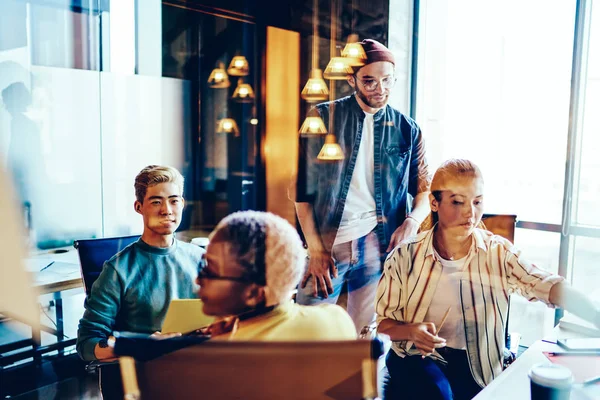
left=0, top=248, right=83, bottom=366
left=474, top=327, right=600, bottom=400
left=26, top=247, right=82, bottom=294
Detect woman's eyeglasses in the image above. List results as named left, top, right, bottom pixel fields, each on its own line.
left=356, top=76, right=397, bottom=92
left=197, top=259, right=255, bottom=283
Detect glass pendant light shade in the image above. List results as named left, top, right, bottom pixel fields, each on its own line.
left=227, top=56, right=250, bottom=76
left=341, top=34, right=367, bottom=67
left=217, top=118, right=240, bottom=136
left=207, top=62, right=230, bottom=88
left=323, top=57, right=354, bottom=80
left=301, top=69, right=329, bottom=102
left=299, top=116, right=327, bottom=135
left=232, top=78, right=255, bottom=102
left=317, top=133, right=344, bottom=161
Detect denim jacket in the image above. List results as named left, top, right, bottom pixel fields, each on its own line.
left=297, top=94, right=430, bottom=254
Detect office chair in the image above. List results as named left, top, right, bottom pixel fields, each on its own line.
left=73, top=235, right=140, bottom=400
left=73, top=235, right=140, bottom=296
left=479, top=213, right=517, bottom=244
left=115, top=337, right=384, bottom=400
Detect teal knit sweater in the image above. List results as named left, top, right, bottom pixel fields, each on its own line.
left=76, top=239, right=203, bottom=361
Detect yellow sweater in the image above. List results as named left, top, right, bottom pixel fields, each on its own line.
left=219, top=302, right=357, bottom=341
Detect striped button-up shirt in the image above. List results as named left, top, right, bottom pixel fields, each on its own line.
left=375, top=228, right=564, bottom=387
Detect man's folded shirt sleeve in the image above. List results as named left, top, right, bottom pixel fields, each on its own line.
left=408, top=125, right=431, bottom=198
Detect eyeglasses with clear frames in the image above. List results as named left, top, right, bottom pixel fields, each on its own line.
left=356, top=75, right=397, bottom=92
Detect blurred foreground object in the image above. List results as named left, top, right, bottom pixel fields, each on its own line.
left=0, top=158, right=39, bottom=329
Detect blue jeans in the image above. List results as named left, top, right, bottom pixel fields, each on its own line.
left=296, top=230, right=383, bottom=333
left=385, top=348, right=482, bottom=400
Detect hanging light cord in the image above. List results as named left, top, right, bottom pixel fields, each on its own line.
left=330, top=0, right=336, bottom=61
left=351, top=0, right=355, bottom=34
left=312, top=0, right=319, bottom=70
left=329, top=0, right=338, bottom=133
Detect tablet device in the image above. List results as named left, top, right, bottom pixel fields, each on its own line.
left=161, top=299, right=215, bottom=334
left=556, top=338, right=600, bottom=352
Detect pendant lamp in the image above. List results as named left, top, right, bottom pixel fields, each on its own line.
left=217, top=118, right=240, bottom=136
left=323, top=56, right=354, bottom=79
left=341, top=34, right=366, bottom=67
left=317, top=0, right=344, bottom=161
left=301, top=68, right=329, bottom=101
left=317, top=133, right=344, bottom=161
left=207, top=62, right=230, bottom=88
left=301, top=0, right=329, bottom=101
left=299, top=116, right=327, bottom=135
left=232, top=78, right=255, bottom=102
left=227, top=56, right=249, bottom=76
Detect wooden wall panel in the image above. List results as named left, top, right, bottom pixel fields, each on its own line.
left=265, top=27, right=300, bottom=225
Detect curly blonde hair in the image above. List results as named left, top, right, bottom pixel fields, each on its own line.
left=210, top=211, right=305, bottom=303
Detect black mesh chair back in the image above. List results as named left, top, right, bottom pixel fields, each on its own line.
left=74, top=235, right=139, bottom=296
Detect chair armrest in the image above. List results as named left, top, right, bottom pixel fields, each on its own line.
left=85, top=359, right=120, bottom=373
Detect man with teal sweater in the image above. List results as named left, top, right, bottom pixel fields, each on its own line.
left=77, top=165, right=203, bottom=362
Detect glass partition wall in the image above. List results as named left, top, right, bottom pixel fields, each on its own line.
left=1, top=0, right=106, bottom=249
left=0, top=0, right=261, bottom=250
left=162, top=3, right=260, bottom=229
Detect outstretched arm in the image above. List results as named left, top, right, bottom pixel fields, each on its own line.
left=549, top=281, right=600, bottom=328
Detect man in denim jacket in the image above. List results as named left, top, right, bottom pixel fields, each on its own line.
left=295, top=39, right=431, bottom=332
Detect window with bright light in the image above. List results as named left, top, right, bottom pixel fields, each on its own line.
left=415, top=0, right=580, bottom=344
left=417, top=0, right=576, bottom=225
left=568, top=1, right=600, bottom=299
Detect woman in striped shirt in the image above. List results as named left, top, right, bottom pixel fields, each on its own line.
left=375, top=159, right=600, bottom=400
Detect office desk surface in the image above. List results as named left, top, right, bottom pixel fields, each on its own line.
left=26, top=248, right=82, bottom=295
left=474, top=328, right=600, bottom=400
left=1, top=248, right=82, bottom=368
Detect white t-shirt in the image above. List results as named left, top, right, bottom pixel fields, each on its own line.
left=334, top=111, right=377, bottom=245
left=424, top=248, right=468, bottom=350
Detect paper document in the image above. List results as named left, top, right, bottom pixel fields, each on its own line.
left=161, top=299, right=215, bottom=334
